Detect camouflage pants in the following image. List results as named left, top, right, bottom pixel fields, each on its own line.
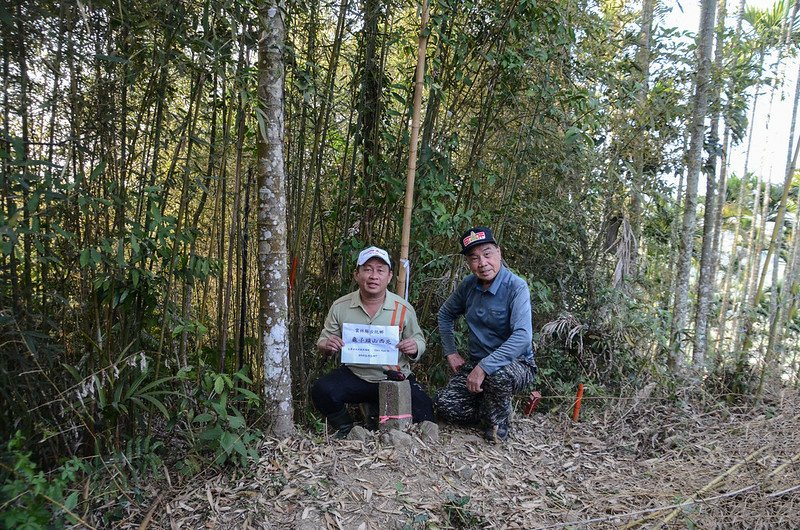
left=434, top=358, right=536, bottom=427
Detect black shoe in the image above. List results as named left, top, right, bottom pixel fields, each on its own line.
left=484, top=422, right=509, bottom=443
left=327, top=409, right=354, bottom=439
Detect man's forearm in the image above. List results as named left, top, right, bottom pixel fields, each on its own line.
left=478, top=327, right=530, bottom=374
left=438, top=308, right=459, bottom=355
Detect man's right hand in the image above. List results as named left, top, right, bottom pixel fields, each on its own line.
left=446, top=352, right=465, bottom=373
left=320, top=336, right=344, bottom=355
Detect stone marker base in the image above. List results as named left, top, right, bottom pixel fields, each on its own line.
left=378, top=380, right=411, bottom=432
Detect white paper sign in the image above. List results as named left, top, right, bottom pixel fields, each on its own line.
left=340, top=323, right=399, bottom=365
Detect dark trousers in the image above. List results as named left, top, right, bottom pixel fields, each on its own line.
left=311, top=366, right=435, bottom=423
left=435, top=357, right=537, bottom=427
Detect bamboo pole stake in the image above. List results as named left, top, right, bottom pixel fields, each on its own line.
left=396, top=0, right=429, bottom=300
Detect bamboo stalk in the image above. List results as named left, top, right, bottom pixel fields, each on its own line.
left=397, top=0, right=429, bottom=299
left=768, top=484, right=800, bottom=497
left=543, top=484, right=758, bottom=530
left=619, top=445, right=768, bottom=529
left=765, top=451, right=800, bottom=480
left=655, top=445, right=768, bottom=528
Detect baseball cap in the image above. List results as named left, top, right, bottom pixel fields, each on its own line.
left=356, top=246, right=392, bottom=269
left=459, top=226, right=497, bottom=254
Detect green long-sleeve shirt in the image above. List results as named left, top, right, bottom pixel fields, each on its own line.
left=317, top=290, right=426, bottom=383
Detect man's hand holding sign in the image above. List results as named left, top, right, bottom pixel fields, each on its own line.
left=320, top=325, right=417, bottom=362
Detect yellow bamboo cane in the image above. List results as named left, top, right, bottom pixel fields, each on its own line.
left=396, top=0, right=429, bottom=300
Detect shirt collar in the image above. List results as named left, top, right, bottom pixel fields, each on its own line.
left=349, top=290, right=394, bottom=311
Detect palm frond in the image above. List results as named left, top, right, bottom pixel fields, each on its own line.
left=540, top=312, right=588, bottom=355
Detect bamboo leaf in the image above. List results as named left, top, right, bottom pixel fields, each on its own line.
left=227, top=415, right=245, bottom=429
left=95, top=53, right=129, bottom=64
left=255, top=107, right=269, bottom=143
left=193, top=413, right=214, bottom=424
left=140, top=393, right=170, bottom=420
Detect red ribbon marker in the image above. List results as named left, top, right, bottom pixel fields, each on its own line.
left=572, top=383, right=584, bottom=422
left=379, top=414, right=412, bottom=424
left=524, top=390, right=542, bottom=416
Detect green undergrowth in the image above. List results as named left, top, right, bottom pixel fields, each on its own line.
left=1, top=360, right=265, bottom=527
left=0, top=432, right=85, bottom=529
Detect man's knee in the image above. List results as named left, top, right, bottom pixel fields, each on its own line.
left=483, top=369, right=514, bottom=394
left=310, top=376, right=331, bottom=409
left=484, top=360, right=535, bottom=394
left=435, top=386, right=478, bottom=423
left=434, top=394, right=459, bottom=422
left=311, top=371, right=347, bottom=412
left=434, top=379, right=464, bottom=408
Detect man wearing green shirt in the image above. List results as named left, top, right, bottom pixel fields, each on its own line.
left=311, top=246, right=435, bottom=438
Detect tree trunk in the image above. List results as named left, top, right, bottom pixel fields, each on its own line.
left=359, top=0, right=382, bottom=243
left=154, top=72, right=205, bottom=375
left=1, top=10, right=21, bottom=317
left=734, top=178, right=770, bottom=373
left=630, top=0, right=655, bottom=266
left=669, top=0, right=717, bottom=370
left=731, top=172, right=762, bottom=358
left=220, top=28, right=249, bottom=374
left=753, top=87, right=800, bottom=304
left=714, top=0, right=751, bottom=358
left=776, top=191, right=800, bottom=357
left=42, top=4, right=68, bottom=303
left=257, top=0, right=295, bottom=437
left=238, top=169, right=253, bottom=371
left=397, top=0, right=430, bottom=299
left=756, top=67, right=800, bottom=391
left=713, top=132, right=741, bottom=362
left=15, top=2, right=32, bottom=310
left=693, top=0, right=728, bottom=368
left=709, top=126, right=730, bottom=363
left=666, top=132, right=688, bottom=313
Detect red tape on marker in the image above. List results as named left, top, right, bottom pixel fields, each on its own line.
left=379, top=414, right=412, bottom=424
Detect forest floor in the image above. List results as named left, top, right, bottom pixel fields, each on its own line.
left=123, top=386, right=800, bottom=529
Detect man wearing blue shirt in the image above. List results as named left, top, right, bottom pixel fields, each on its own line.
left=436, top=226, right=537, bottom=442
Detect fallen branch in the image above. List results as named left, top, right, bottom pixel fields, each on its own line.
left=537, top=484, right=758, bottom=529
left=138, top=492, right=165, bottom=530
left=655, top=446, right=769, bottom=528
left=766, top=451, right=800, bottom=479
left=767, top=484, right=800, bottom=497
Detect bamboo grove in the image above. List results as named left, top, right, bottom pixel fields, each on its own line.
left=2, top=0, right=800, bottom=521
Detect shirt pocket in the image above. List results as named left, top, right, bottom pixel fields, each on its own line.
left=489, top=308, right=507, bottom=324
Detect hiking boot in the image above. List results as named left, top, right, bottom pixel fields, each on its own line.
left=484, top=422, right=509, bottom=443
left=327, top=409, right=354, bottom=439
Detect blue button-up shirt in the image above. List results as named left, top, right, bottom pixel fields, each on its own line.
left=438, top=265, right=534, bottom=375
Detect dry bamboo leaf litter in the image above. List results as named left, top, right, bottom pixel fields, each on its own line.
left=109, top=388, right=800, bottom=529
